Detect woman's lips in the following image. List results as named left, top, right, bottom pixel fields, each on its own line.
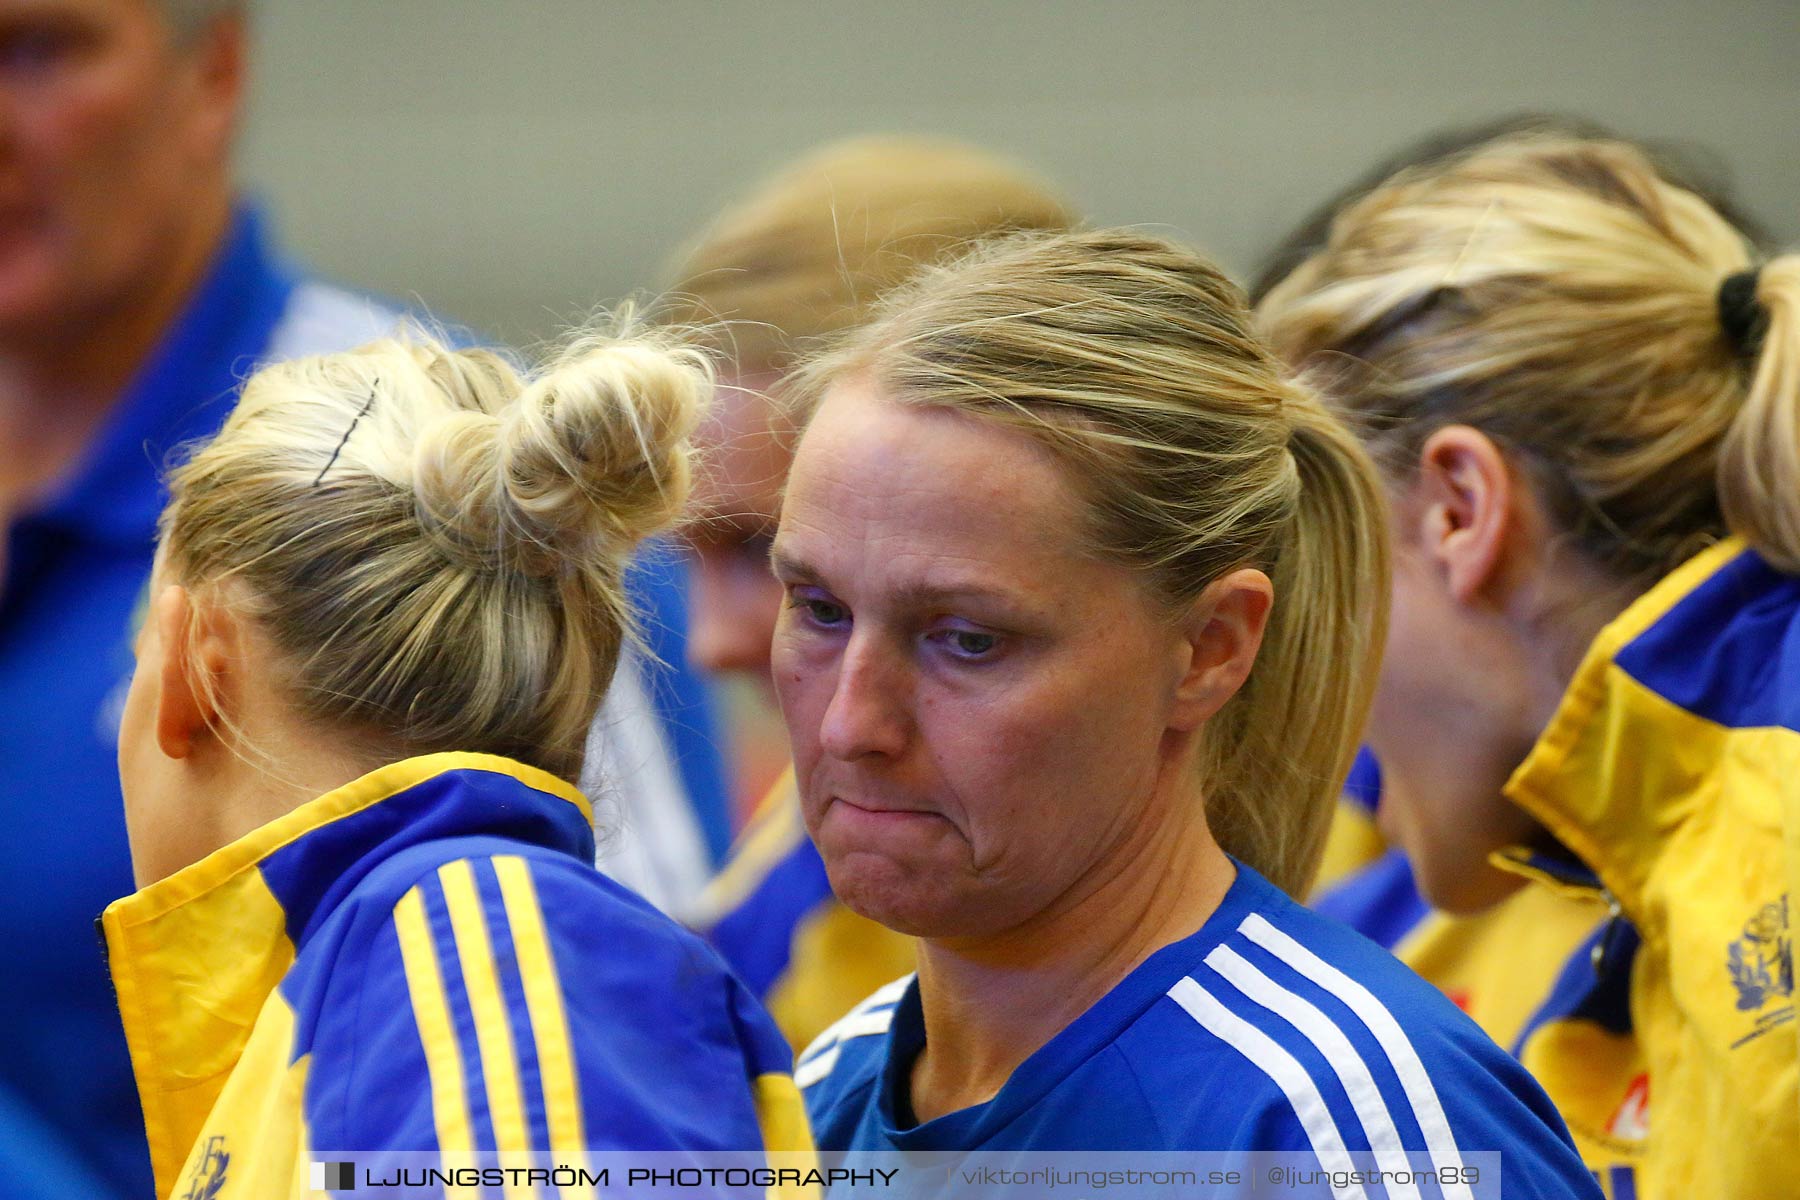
left=824, top=793, right=948, bottom=834
left=833, top=793, right=938, bottom=816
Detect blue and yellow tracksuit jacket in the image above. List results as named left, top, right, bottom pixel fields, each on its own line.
left=690, top=771, right=915, bottom=1052
left=1493, top=537, right=1799, bottom=1199
left=101, top=754, right=811, bottom=1200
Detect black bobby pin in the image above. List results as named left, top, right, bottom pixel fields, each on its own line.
left=1718, top=269, right=1768, bottom=362
left=313, top=381, right=379, bottom=488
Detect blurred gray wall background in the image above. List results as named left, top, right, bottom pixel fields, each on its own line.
left=239, top=0, right=1799, bottom=347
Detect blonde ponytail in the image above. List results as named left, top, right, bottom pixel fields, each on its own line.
left=1720, top=257, right=1800, bottom=572
left=162, top=319, right=709, bottom=780
left=791, top=229, right=1390, bottom=896
left=1260, top=133, right=1796, bottom=589
left=1201, top=405, right=1390, bottom=893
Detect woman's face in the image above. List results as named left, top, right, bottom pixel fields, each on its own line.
left=683, top=371, right=791, bottom=689
left=0, top=0, right=240, bottom=335
left=770, top=381, right=1203, bottom=940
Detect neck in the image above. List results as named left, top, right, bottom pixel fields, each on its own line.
left=1515, top=554, right=1642, bottom=736
left=0, top=195, right=232, bottom=510
left=908, top=775, right=1234, bottom=1123
left=184, top=725, right=386, bottom=879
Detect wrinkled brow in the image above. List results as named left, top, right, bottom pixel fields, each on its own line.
left=769, top=544, right=1050, bottom=617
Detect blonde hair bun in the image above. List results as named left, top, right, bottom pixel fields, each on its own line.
left=411, top=331, right=710, bottom=579
left=161, top=318, right=711, bottom=781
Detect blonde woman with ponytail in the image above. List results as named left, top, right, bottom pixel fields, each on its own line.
left=672, top=135, right=1075, bottom=1052
left=779, top=228, right=1597, bottom=1190
left=1259, top=133, right=1800, bottom=1198
left=102, top=329, right=810, bottom=1199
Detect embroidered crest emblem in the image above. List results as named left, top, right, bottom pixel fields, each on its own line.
left=1727, top=895, right=1793, bottom=1013
left=181, top=1135, right=229, bottom=1200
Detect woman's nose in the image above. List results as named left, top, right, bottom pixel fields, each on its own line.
left=818, top=635, right=911, bottom=762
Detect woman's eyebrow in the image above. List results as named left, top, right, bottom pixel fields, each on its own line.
left=889, top=577, right=1015, bottom=606
left=771, top=547, right=1051, bottom=617
left=768, top=547, right=821, bottom=583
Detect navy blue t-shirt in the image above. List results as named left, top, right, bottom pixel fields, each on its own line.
left=800, top=865, right=1600, bottom=1199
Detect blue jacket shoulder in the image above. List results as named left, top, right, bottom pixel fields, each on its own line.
left=294, top=842, right=792, bottom=1152
left=1133, top=898, right=1595, bottom=1194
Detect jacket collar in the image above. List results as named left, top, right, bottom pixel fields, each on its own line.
left=1499, top=536, right=1753, bottom=916
left=101, top=753, right=592, bottom=1193
left=105, top=752, right=592, bottom=945
left=1490, top=845, right=1604, bottom=898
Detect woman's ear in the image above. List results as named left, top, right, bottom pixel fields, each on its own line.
left=151, top=584, right=235, bottom=759
left=1410, top=425, right=1515, bottom=605
left=1170, top=567, right=1274, bottom=730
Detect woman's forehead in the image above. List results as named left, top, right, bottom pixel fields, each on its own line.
left=776, top=381, right=1112, bottom=602
left=790, top=381, right=1074, bottom=517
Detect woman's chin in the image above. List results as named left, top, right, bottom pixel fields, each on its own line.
left=821, top=851, right=938, bottom=934
left=821, top=849, right=1011, bottom=941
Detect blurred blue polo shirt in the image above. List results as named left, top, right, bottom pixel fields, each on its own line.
left=0, top=208, right=304, bottom=1199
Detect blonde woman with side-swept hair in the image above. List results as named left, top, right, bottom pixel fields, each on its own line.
left=779, top=227, right=1597, bottom=1192
left=1259, top=133, right=1800, bottom=1198
left=100, top=329, right=812, bottom=1200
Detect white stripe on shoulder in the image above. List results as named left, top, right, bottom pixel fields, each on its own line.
left=1237, top=913, right=1473, bottom=1199
left=265, top=281, right=404, bottom=363
left=794, top=975, right=912, bottom=1089
left=793, top=1044, right=841, bottom=1090
left=861, top=975, right=911, bottom=1010
left=798, top=975, right=910, bottom=1060
left=1204, top=944, right=1421, bottom=1200
left=1167, top=976, right=1368, bottom=1200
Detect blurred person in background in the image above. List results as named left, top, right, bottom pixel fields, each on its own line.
left=667, top=135, right=1074, bottom=1048
left=0, top=2, right=721, bottom=1194
left=1255, top=117, right=1775, bottom=1200
left=1258, top=131, right=1799, bottom=1198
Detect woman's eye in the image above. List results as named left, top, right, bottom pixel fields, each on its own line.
left=789, top=591, right=848, bottom=628
left=807, top=599, right=848, bottom=624
left=0, top=24, right=86, bottom=76
left=941, top=628, right=999, bottom=659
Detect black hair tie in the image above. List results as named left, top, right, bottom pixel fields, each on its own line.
left=1718, top=269, right=1768, bottom=361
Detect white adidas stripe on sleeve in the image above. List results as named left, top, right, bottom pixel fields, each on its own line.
left=1237, top=914, right=1473, bottom=1200
left=1204, top=944, right=1422, bottom=1200
left=1167, top=977, right=1369, bottom=1200
left=794, top=1045, right=842, bottom=1089
left=795, top=975, right=913, bottom=1089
